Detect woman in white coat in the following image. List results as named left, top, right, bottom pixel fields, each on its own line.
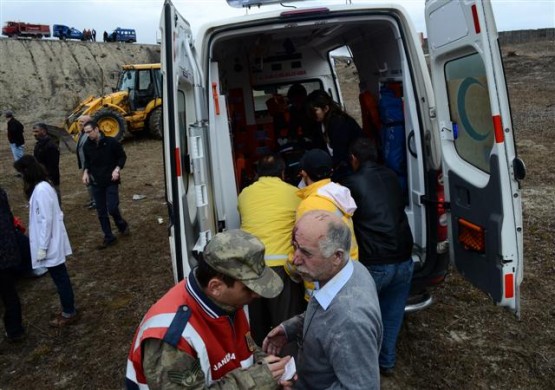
left=14, top=155, right=78, bottom=327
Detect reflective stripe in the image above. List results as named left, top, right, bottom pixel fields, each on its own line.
left=493, top=115, right=504, bottom=143
left=265, top=254, right=288, bottom=267
left=265, top=254, right=288, bottom=260
left=134, top=313, right=175, bottom=350
left=126, top=359, right=150, bottom=389
left=240, top=355, right=254, bottom=368
left=182, top=322, right=213, bottom=384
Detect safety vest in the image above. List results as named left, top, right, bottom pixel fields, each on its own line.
left=126, top=276, right=255, bottom=389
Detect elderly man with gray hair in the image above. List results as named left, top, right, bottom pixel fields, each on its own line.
left=263, top=210, right=383, bottom=389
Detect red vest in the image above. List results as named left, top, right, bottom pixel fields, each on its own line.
left=126, top=277, right=255, bottom=388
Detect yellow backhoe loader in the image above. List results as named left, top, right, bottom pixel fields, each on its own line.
left=64, top=63, right=162, bottom=141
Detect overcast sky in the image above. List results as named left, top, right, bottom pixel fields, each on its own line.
left=0, top=0, right=553, bottom=44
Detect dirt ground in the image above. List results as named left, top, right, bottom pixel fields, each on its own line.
left=0, top=40, right=554, bottom=389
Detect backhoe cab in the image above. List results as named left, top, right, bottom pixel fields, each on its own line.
left=64, top=63, right=163, bottom=141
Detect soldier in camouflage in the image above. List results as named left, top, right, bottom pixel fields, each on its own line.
left=126, top=229, right=293, bottom=389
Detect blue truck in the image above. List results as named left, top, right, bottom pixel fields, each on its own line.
left=105, top=27, right=136, bottom=43
left=53, top=24, right=84, bottom=40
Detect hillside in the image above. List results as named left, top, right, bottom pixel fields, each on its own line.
left=0, top=38, right=160, bottom=128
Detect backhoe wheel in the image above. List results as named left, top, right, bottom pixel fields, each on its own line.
left=93, top=108, right=127, bottom=141
left=148, top=106, right=163, bottom=140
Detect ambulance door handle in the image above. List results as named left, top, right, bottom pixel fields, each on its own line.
left=513, top=157, right=526, bottom=181
left=407, top=130, right=417, bottom=158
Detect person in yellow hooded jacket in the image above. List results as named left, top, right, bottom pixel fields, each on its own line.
left=285, top=149, right=358, bottom=300
left=238, top=153, right=306, bottom=345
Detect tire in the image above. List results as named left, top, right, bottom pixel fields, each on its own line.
left=148, top=106, right=163, bottom=140
left=92, top=108, right=127, bottom=141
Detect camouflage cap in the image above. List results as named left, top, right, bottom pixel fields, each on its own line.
left=204, top=230, right=284, bottom=299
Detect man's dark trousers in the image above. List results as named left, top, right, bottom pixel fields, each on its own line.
left=92, top=183, right=127, bottom=241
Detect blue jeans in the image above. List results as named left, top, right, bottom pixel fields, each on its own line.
left=367, top=259, right=413, bottom=369
left=48, top=263, right=76, bottom=316
left=92, top=184, right=127, bottom=241
left=10, top=143, right=25, bottom=161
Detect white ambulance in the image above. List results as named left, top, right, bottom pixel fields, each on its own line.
left=159, top=0, right=525, bottom=316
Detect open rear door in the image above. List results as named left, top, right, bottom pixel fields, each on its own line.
left=425, top=0, right=525, bottom=316
left=161, top=0, right=216, bottom=282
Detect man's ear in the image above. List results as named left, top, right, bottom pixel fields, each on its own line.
left=206, top=278, right=225, bottom=297
left=332, top=250, right=344, bottom=266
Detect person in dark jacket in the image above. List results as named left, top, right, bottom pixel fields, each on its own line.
left=340, top=137, right=414, bottom=376
left=82, top=121, right=129, bottom=249
left=5, top=110, right=25, bottom=162
left=76, top=115, right=95, bottom=209
left=0, top=186, right=25, bottom=341
left=305, top=90, right=363, bottom=181
left=32, top=123, right=61, bottom=205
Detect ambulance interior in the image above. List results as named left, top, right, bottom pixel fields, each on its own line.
left=206, top=12, right=434, bottom=268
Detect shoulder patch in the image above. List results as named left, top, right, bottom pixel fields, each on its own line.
left=163, top=305, right=192, bottom=347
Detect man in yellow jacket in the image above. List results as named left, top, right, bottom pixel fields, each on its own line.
left=238, top=154, right=307, bottom=345
left=287, top=149, right=359, bottom=300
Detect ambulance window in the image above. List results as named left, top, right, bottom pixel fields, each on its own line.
left=178, top=89, right=198, bottom=221
left=252, top=81, right=322, bottom=114
left=445, top=53, right=495, bottom=173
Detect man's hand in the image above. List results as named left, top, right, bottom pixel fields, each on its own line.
left=263, top=355, right=290, bottom=381
left=82, top=170, right=90, bottom=185
left=263, top=324, right=288, bottom=356
left=111, top=167, right=120, bottom=181
left=37, top=248, right=47, bottom=261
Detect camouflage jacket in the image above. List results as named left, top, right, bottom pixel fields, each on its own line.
left=127, top=275, right=279, bottom=390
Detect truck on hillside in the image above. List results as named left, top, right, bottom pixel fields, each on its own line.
left=53, top=24, right=84, bottom=40
left=105, top=27, right=136, bottom=43
left=1, top=21, right=50, bottom=38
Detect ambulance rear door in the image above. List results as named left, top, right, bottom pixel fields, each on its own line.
left=425, top=0, right=525, bottom=316
left=161, top=0, right=216, bottom=282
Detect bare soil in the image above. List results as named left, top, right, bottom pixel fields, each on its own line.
left=0, top=39, right=554, bottom=389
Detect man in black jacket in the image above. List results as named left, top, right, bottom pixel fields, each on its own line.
left=82, top=121, right=129, bottom=249
left=33, top=123, right=61, bottom=205
left=5, top=111, right=25, bottom=162
left=340, top=137, right=414, bottom=376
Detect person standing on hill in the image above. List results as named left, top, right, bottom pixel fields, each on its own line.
left=0, top=186, right=25, bottom=341
left=5, top=110, right=25, bottom=162
left=82, top=121, right=129, bottom=249
left=32, top=123, right=61, bottom=206
left=13, top=155, right=78, bottom=328
left=76, top=115, right=95, bottom=209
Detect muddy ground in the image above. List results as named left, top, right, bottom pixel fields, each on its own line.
left=0, top=40, right=554, bottom=389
